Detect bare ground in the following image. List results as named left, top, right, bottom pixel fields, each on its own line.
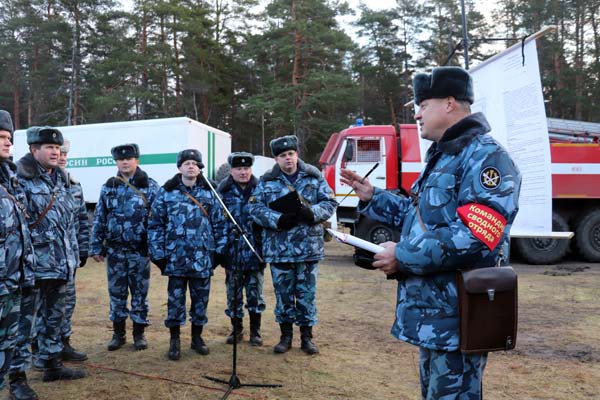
left=14, top=241, right=600, bottom=400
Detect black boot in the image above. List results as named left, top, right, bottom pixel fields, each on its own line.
left=249, top=313, right=263, bottom=346
left=300, top=326, right=319, bottom=355
left=225, top=317, right=243, bottom=345
left=42, top=357, right=86, bottom=382
left=191, top=324, right=209, bottom=355
left=8, top=371, right=38, bottom=400
left=61, top=336, right=88, bottom=361
left=132, top=322, right=148, bottom=351
left=273, top=323, right=293, bottom=354
left=168, top=326, right=180, bottom=361
left=107, top=320, right=126, bottom=351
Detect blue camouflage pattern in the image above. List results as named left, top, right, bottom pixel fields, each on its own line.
left=225, top=269, right=265, bottom=319
left=16, top=153, right=78, bottom=281
left=165, top=277, right=211, bottom=327
left=0, top=161, right=35, bottom=296
left=249, top=159, right=337, bottom=263
left=90, top=167, right=158, bottom=325
left=90, top=167, right=159, bottom=256
left=419, top=348, right=487, bottom=399
left=270, top=262, right=318, bottom=326
left=62, top=174, right=90, bottom=339
left=9, top=288, right=38, bottom=374
left=0, top=292, right=20, bottom=389
left=34, top=281, right=66, bottom=360
left=148, top=174, right=224, bottom=278
left=217, top=175, right=262, bottom=271
left=357, top=113, right=522, bottom=352
left=106, top=248, right=150, bottom=324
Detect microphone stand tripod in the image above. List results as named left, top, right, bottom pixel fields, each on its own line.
left=201, top=175, right=282, bottom=399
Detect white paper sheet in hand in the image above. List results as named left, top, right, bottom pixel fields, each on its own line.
left=326, top=228, right=385, bottom=253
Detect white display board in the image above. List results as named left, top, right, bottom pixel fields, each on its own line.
left=417, top=39, right=553, bottom=237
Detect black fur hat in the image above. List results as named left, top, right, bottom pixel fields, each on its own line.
left=413, top=66, right=474, bottom=105
left=111, top=143, right=140, bottom=160
left=26, top=126, right=64, bottom=146
left=177, top=149, right=204, bottom=169
left=0, top=110, right=14, bottom=144
left=270, top=135, right=298, bottom=157
left=228, top=151, right=254, bottom=168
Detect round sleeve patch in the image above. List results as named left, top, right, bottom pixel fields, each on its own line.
left=457, top=203, right=507, bottom=250
left=480, top=166, right=501, bottom=190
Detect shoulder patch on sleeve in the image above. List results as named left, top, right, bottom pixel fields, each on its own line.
left=457, top=203, right=507, bottom=250
left=480, top=166, right=501, bottom=190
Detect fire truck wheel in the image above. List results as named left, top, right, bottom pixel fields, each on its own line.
left=514, top=212, right=570, bottom=265
left=355, top=216, right=400, bottom=245
left=574, top=208, right=600, bottom=262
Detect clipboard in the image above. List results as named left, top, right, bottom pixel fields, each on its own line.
left=269, top=190, right=305, bottom=214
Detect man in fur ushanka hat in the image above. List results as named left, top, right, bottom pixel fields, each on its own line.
left=249, top=136, right=338, bottom=355
left=340, top=66, right=522, bottom=399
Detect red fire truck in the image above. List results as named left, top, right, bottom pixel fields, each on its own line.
left=319, top=118, right=600, bottom=264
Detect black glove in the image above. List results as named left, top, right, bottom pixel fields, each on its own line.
left=277, top=213, right=298, bottom=230
left=79, top=254, right=88, bottom=268
left=297, top=207, right=315, bottom=224
left=152, top=258, right=168, bottom=273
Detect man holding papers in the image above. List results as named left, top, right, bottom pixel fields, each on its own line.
left=249, top=135, right=337, bottom=355
left=341, top=67, right=522, bottom=399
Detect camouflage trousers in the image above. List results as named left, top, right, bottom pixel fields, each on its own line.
left=9, top=287, right=38, bottom=374
left=270, top=262, right=318, bottom=326
left=34, top=280, right=67, bottom=361
left=61, top=272, right=77, bottom=339
left=106, top=248, right=150, bottom=325
left=165, top=276, right=211, bottom=328
left=0, top=291, right=21, bottom=389
left=224, top=269, right=266, bottom=319
left=419, top=347, right=487, bottom=400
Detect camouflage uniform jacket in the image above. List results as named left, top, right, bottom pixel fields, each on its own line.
left=16, top=153, right=79, bottom=281
left=68, top=174, right=89, bottom=267
left=217, top=175, right=262, bottom=271
left=148, top=174, right=224, bottom=278
left=358, top=112, right=521, bottom=351
left=0, top=160, right=35, bottom=295
left=90, top=167, right=159, bottom=255
left=249, top=159, right=337, bottom=263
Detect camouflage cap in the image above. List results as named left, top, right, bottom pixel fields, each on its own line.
left=26, top=126, right=64, bottom=146
left=270, top=135, right=298, bottom=157
left=228, top=151, right=254, bottom=168
left=111, top=143, right=140, bottom=160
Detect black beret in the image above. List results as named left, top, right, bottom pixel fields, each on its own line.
left=177, top=149, right=204, bottom=169
left=0, top=110, right=14, bottom=144
left=111, top=143, right=140, bottom=160
left=26, top=126, right=64, bottom=146
left=270, top=135, right=298, bottom=157
left=413, top=66, right=474, bottom=105
left=228, top=151, right=254, bottom=168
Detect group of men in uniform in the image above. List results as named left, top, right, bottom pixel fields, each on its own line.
left=0, top=111, right=335, bottom=398
left=0, top=113, right=88, bottom=400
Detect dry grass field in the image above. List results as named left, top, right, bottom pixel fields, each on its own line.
left=16, top=241, right=600, bottom=400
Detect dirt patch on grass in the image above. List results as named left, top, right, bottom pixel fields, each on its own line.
left=21, top=241, right=600, bottom=399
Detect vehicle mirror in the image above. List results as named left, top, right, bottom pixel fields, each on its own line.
left=343, top=141, right=354, bottom=162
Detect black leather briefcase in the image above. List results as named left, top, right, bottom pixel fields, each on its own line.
left=457, top=266, right=518, bottom=354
